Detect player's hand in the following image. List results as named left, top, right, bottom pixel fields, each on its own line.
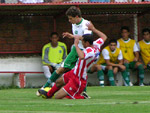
left=86, top=21, right=95, bottom=31
left=118, top=64, right=126, bottom=70
left=123, top=59, right=129, bottom=64
left=133, top=57, right=138, bottom=62
left=62, top=32, right=73, bottom=39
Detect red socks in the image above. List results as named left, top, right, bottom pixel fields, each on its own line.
left=47, top=84, right=60, bottom=98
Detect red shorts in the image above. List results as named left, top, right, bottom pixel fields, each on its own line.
left=62, top=70, right=86, bottom=99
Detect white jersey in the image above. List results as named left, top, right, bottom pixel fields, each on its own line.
left=19, top=0, right=43, bottom=3
left=74, top=38, right=104, bottom=80
left=72, top=18, right=92, bottom=49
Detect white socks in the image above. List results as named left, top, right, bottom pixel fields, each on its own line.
left=43, top=66, right=51, bottom=79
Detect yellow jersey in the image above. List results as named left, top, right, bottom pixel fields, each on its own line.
left=139, top=40, right=150, bottom=65
left=97, top=46, right=122, bottom=64
left=42, top=42, right=67, bottom=65
left=117, top=38, right=136, bottom=62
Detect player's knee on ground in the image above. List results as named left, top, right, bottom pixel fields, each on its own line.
left=55, top=88, right=67, bottom=99
left=55, top=76, right=65, bottom=88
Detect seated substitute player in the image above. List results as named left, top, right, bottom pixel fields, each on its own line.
left=97, top=39, right=130, bottom=86
left=38, top=22, right=107, bottom=99
left=41, top=6, right=92, bottom=95
left=117, top=26, right=144, bottom=86
left=138, top=28, right=150, bottom=69
left=42, top=32, right=67, bottom=81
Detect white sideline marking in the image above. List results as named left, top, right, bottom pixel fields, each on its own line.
left=65, top=101, right=150, bottom=106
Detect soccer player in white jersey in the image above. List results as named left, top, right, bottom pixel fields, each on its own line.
left=38, top=22, right=107, bottom=99
left=41, top=6, right=93, bottom=93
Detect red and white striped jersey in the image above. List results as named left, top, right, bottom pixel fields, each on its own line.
left=73, top=38, right=104, bottom=80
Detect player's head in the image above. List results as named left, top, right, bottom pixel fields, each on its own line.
left=142, top=28, right=150, bottom=41
left=66, top=6, right=82, bottom=24
left=82, top=34, right=94, bottom=48
left=121, top=26, right=130, bottom=38
left=109, top=39, right=117, bottom=51
left=50, top=32, right=59, bottom=44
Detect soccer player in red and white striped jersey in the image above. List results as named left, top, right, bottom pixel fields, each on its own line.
left=38, top=22, right=107, bottom=99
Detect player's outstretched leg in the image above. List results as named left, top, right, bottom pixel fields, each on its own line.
left=43, top=67, right=69, bottom=88
left=39, top=76, right=65, bottom=98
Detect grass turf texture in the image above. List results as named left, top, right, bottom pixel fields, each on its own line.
left=0, top=87, right=150, bottom=113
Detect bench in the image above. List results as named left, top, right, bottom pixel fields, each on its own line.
left=0, top=71, right=43, bottom=88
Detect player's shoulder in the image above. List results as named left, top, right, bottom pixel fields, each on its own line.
left=130, top=38, right=136, bottom=43
left=94, top=38, right=104, bottom=44
left=138, top=39, right=144, bottom=44
left=102, top=46, right=109, bottom=51
left=85, top=47, right=94, bottom=53
left=82, top=18, right=90, bottom=24
left=117, top=38, right=122, bottom=42
left=43, top=43, right=51, bottom=48
left=58, top=41, right=66, bottom=47
left=116, top=47, right=121, bottom=52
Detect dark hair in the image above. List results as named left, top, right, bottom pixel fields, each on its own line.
left=82, top=34, right=94, bottom=45
left=109, top=39, right=117, bottom=44
left=121, top=26, right=130, bottom=32
left=142, top=28, right=150, bottom=34
left=50, top=32, right=59, bottom=37
left=66, top=6, right=82, bottom=17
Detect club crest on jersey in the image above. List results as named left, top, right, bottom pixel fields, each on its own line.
left=59, top=50, right=62, bottom=53
left=75, top=30, right=78, bottom=34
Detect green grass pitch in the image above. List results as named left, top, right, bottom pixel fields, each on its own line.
left=0, top=86, right=150, bottom=113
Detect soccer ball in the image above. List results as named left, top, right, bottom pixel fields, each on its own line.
left=36, top=87, right=51, bottom=97
left=44, top=87, right=51, bottom=92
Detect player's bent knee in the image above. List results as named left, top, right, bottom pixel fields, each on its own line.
left=121, top=66, right=126, bottom=71
left=113, top=70, right=117, bottom=75
left=55, top=77, right=64, bottom=87
left=108, top=66, right=113, bottom=70
left=136, top=62, right=142, bottom=67
left=96, top=65, right=102, bottom=70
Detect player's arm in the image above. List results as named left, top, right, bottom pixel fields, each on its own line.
left=118, top=60, right=123, bottom=65
left=63, top=32, right=84, bottom=41
left=62, top=32, right=74, bottom=39
left=86, top=21, right=107, bottom=42
left=74, top=36, right=84, bottom=60
left=102, top=49, right=118, bottom=67
left=103, top=49, right=122, bottom=67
